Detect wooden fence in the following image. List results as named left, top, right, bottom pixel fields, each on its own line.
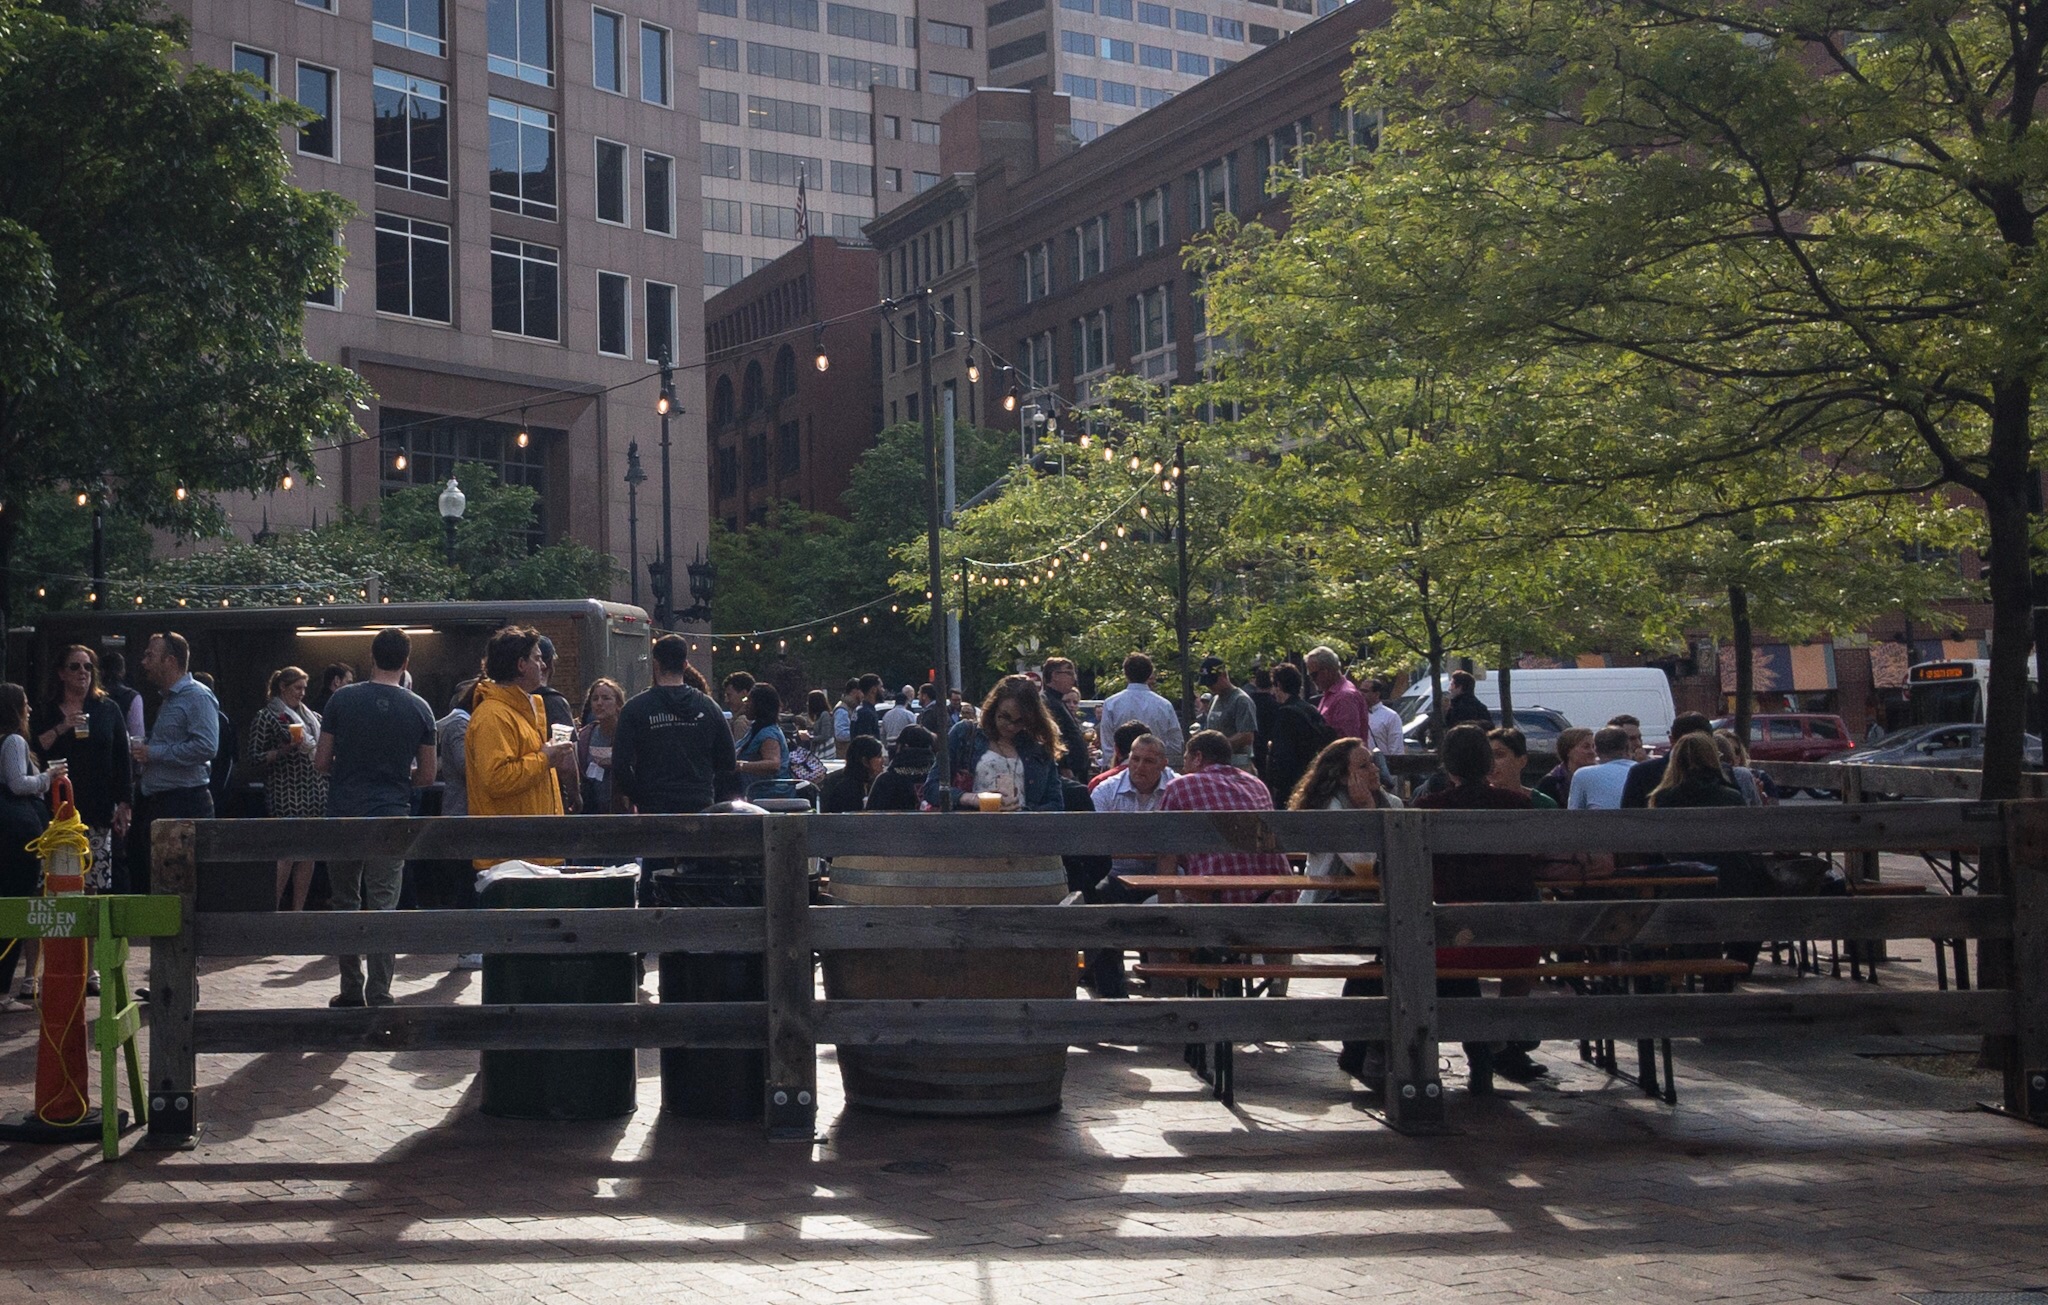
left=141, top=799, right=2048, bottom=1144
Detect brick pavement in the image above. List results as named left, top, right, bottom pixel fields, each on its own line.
left=4, top=857, right=2047, bottom=1303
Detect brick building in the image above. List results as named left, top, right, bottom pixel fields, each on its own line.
left=704, top=237, right=883, bottom=528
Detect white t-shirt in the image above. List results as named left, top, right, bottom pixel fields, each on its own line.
left=973, top=749, right=1027, bottom=811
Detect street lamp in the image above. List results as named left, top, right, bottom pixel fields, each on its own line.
left=682, top=549, right=716, bottom=623
left=624, top=441, right=647, bottom=611
left=655, top=354, right=677, bottom=629
left=438, top=477, right=466, bottom=567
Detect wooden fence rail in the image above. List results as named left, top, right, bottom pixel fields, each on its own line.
left=141, top=801, right=2048, bottom=1146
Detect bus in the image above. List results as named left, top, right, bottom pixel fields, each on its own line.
left=1908, top=658, right=2039, bottom=728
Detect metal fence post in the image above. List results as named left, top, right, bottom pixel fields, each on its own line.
left=761, top=816, right=817, bottom=1140
left=1379, top=809, right=1444, bottom=1131
left=142, top=820, right=198, bottom=1149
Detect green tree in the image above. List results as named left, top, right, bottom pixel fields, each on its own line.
left=0, top=0, right=367, bottom=675
left=1312, top=0, right=2048, bottom=796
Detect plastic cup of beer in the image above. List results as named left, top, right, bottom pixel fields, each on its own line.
left=976, top=791, right=1004, bottom=812
left=73, top=717, right=90, bottom=740
left=288, top=722, right=305, bottom=747
left=550, top=724, right=574, bottom=746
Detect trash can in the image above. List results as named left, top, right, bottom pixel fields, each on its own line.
left=653, top=860, right=766, bottom=1120
left=479, top=864, right=640, bottom=1121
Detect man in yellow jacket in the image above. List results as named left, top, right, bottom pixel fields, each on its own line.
left=466, top=625, right=576, bottom=867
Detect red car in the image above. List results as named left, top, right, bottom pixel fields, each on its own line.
left=1710, top=713, right=1856, bottom=763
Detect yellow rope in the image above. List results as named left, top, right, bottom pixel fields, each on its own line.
left=26, top=807, right=92, bottom=880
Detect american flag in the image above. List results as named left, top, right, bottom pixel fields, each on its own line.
left=796, top=167, right=810, bottom=241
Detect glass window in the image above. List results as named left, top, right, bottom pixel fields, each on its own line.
left=1061, top=0, right=1092, bottom=10
left=1102, top=37, right=1134, bottom=60
left=1130, top=188, right=1165, bottom=252
left=1061, top=73, right=1096, bottom=99
left=829, top=107, right=871, bottom=142
left=1100, top=0, right=1131, bottom=15
left=702, top=143, right=741, bottom=178
left=882, top=167, right=902, bottom=191
left=751, top=41, right=822, bottom=82
left=1061, top=29, right=1093, bottom=55
left=828, top=3, right=897, bottom=43
left=702, top=87, right=741, bottom=124
left=883, top=114, right=901, bottom=139
left=752, top=203, right=799, bottom=239
left=1215, top=56, right=1233, bottom=71
left=1072, top=118, right=1100, bottom=141
left=747, top=0, right=819, bottom=29
left=1140, top=87, right=1171, bottom=108
left=231, top=46, right=274, bottom=98
left=639, top=23, right=669, bottom=104
left=295, top=63, right=337, bottom=158
left=913, top=170, right=939, bottom=192
left=373, top=213, right=451, bottom=322
left=1213, top=15, right=1243, bottom=38
left=1074, top=308, right=1110, bottom=373
left=1810, top=719, right=1842, bottom=739
left=1767, top=719, right=1803, bottom=740
left=929, top=71, right=972, bottom=97
left=704, top=254, right=744, bottom=287
left=594, top=138, right=628, bottom=224
left=490, top=238, right=558, bottom=340
left=704, top=196, right=742, bottom=232
left=1139, top=43, right=1171, bottom=68
left=1020, top=244, right=1050, bottom=302
left=643, top=150, right=674, bottom=233
left=828, top=55, right=897, bottom=89
left=748, top=95, right=821, bottom=136
left=372, top=68, right=449, bottom=196
left=1175, top=8, right=1205, bottom=33
left=1101, top=79, right=1136, bottom=105
left=1073, top=215, right=1106, bottom=279
left=830, top=159, right=872, bottom=195
left=299, top=0, right=336, bottom=12
left=1192, top=155, right=1233, bottom=226
left=831, top=212, right=867, bottom=241
left=911, top=119, right=940, bottom=144
left=592, top=8, right=623, bottom=92
left=487, top=98, right=557, bottom=220
left=701, top=34, right=739, bottom=69
left=928, top=19, right=971, bottom=46
left=778, top=421, right=801, bottom=477
left=1138, top=0, right=1169, bottom=22
left=645, top=280, right=677, bottom=362
left=1132, top=284, right=1172, bottom=376
left=1249, top=22, right=1277, bottom=44
left=1177, top=49, right=1208, bottom=74
left=749, top=148, right=822, bottom=187
left=381, top=410, right=549, bottom=530
left=487, top=0, right=553, bottom=85
left=373, top=0, right=444, bottom=53
left=597, top=270, right=630, bottom=356
left=701, top=0, right=737, bottom=13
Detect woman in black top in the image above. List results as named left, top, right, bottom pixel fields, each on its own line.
left=32, top=644, right=131, bottom=892
left=819, top=736, right=886, bottom=812
left=1649, top=733, right=1771, bottom=972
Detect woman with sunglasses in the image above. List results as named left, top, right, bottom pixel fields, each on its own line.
left=31, top=645, right=130, bottom=895
left=926, top=674, right=1066, bottom=811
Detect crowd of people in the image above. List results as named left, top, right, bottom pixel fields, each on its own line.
left=0, top=629, right=1785, bottom=1090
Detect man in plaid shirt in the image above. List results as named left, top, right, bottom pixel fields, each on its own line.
left=1155, top=730, right=1294, bottom=903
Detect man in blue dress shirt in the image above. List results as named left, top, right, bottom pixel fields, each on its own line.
left=125, top=632, right=219, bottom=895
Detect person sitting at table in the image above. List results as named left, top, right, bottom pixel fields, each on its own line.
left=1414, top=724, right=1545, bottom=1091
left=925, top=675, right=1065, bottom=812
left=1154, top=730, right=1293, bottom=903
left=1087, top=720, right=1155, bottom=792
left=1649, top=732, right=1773, bottom=979
left=820, top=735, right=886, bottom=812
left=1290, top=737, right=1398, bottom=904
left=868, top=726, right=936, bottom=811
left=1534, top=727, right=1594, bottom=808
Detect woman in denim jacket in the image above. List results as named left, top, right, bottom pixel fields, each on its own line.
left=925, top=674, right=1066, bottom=811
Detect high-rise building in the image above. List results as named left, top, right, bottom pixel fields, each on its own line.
left=986, top=0, right=1329, bottom=141
left=174, top=0, right=709, bottom=616
left=696, top=0, right=985, bottom=290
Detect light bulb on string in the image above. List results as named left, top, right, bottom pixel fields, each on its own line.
left=1153, top=461, right=1163, bottom=475
left=1098, top=540, right=1108, bottom=551
left=1116, top=525, right=1127, bottom=537
left=831, top=625, right=839, bottom=634
left=75, top=491, right=89, bottom=508
left=220, top=598, right=230, bottom=608
left=1079, top=433, right=1091, bottom=448
left=35, top=587, right=45, bottom=599
left=1140, top=505, right=1150, bottom=518
left=1003, top=387, right=1019, bottom=413
left=516, top=410, right=530, bottom=449
left=861, top=615, right=869, bottom=624
left=1162, top=480, right=1173, bottom=492
left=394, top=452, right=408, bottom=471
left=175, top=485, right=188, bottom=502
left=177, top=597, right=188, bottom=607
left=812, top=325, right=830, bottom=372
left=966, top=356, right=980, bottom=384
left=1129, top=456, right=1142, bottom=471
left=281, top=473, right=294, bottom=491
left=1102, top=448, right=1112, bottom=462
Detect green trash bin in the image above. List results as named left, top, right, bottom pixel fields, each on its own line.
left=479, top=865, right=641, bottom=1121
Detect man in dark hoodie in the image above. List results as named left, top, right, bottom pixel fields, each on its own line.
left=612, top=635, right=738, bottom=900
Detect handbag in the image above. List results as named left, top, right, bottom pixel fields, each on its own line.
left=787, top=745, right=826, bottom=784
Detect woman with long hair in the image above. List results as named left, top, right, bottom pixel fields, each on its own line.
left=577, top=678, right=626, bottom=812
left=1651, top=732, right=1770, bottom=976
left=928, top=674, right=1065, bottom=811
left=32, top=645, right=130, bottom=898
left=1290, top=737, right=1401, bottom=898
left=1, top=684, right=66, bottom=1010
left=251, top=666, right=326, bottom=910
left=734, top=683, right=791, bottom=781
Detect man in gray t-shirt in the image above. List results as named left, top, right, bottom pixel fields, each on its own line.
left=1197, top=656, right=1259, bottom=771
left=313, top=628, right=438, bottom=1007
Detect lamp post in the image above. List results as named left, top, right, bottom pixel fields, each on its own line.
left=918, top=289, right=947, bottom=701
left=624, top=441, right=646, bottom=611
left=438, top=477, right=466, bottom=571
left=682, top=549, right=715, bottom=624
left=655, top=354, right=677, bottom=629
left=88, top=487, right=105, bottom=611
left=1173, top=435, right=1194, bottom=728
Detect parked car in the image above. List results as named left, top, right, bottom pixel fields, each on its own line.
left=1395, top=667, right=1675, bottom=746
left=1711, top=713, right=1856, bottom=763
left=1830, top=723, right=2043, bottom=773
left=1403, top=706, right=1572, bottom=751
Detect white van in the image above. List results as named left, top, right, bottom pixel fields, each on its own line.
left=1392, top=667, right=1677, bottom=746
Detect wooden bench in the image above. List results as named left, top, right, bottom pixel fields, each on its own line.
left=1131, top=956, right=1752, bottom=1107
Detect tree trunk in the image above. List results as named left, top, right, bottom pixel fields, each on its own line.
left=1981, top=479, right=2035, bottom=801
left=1426, top=624, right=1445, bottom=750
left=1730, top=583, right=1753, bottom=745
left=1496, top=643, right=1514, bottom=723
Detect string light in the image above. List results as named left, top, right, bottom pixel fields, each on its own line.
left=394, top=452, right=408, bottom=471
left=516, top=409, right=530, bottom=449
left=1004, top=387, right=1019, bottom=412
left=175, top=485, right=187, bottom=502
left=280, top=473, right=294, bottom=491
left=75, top=492, right=89, bottom=508
left=812, top=325, right=830, bottom=373
left=966, top=355, right=981, bottom=384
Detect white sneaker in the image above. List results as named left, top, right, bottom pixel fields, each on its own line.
left=453, top=953, right=484, bottom=970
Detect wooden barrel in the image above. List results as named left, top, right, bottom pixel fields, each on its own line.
left=822, top=854, right=1075, bottom=1116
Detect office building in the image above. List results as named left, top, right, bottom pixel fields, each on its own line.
left=985, top=0, right=1328, bottom=142
left=176, top=0, right=709, bottom=614
left=696, top=0, right=985, bottom=288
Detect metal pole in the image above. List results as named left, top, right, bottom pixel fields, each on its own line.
left=626, top=441, right=642, bottom=611
left=658, top=355, right=675, bottom=631
left=1174, top=434, right=1193, bottom=727
left=944, top=386, right=961, bottom=692
left=90, top=498, right=105, bottom=611
left=920, top=290, right=946, bottom=696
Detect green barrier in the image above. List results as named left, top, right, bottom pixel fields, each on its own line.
left=0, top=895, right=182, bottom=1160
